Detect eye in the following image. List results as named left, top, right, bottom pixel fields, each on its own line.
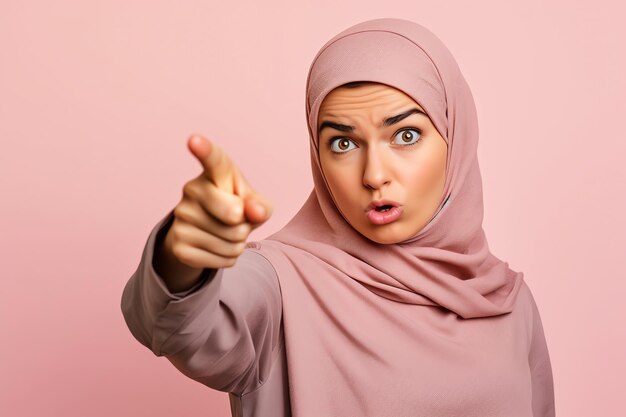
left=328, top=137, right=357, bottom=154
left=393, top=128, right=422, bottom=146
left=326, top=128, right=423, bottom=154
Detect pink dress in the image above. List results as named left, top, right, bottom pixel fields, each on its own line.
left=121, top=210, right=556, bottom=417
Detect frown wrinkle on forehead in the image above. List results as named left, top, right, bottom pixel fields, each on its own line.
left=318, top=107, right=428, bottom=135
left=317, top=82, right=431, bottom=137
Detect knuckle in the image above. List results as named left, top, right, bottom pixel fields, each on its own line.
left=170, top=243, right=186, bottom=263
left=226, top=205, right=243, bottom=224
left=220, top=240, right=239, bottom=255
left=225, top=242, right=245, bottom=257
left=233, top=223, right=251, bottom=241
left=173, top=205, right=189, bottom=222
left=169, top=225, right=183, bottom=242
left=233, top=241, right=246, bottom=255
left=182, top=182, right=195, bottom=198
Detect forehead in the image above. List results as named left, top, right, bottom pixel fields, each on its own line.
left=318, top=83, right=422, bottom=121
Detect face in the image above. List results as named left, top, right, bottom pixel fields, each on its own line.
left=317, top=82, right=448, bottom=244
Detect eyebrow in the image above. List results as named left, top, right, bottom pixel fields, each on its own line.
left=318, top=108, right=427, bottom=134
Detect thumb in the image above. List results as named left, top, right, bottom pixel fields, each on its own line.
left=243, top=192, right=273, bottom=226
left=232, top=166, right=272, bottom=225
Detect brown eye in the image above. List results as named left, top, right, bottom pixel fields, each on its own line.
left=338, top=138, right=350, bottom=150
left=393, top=128, right=422, bottom=146
left=328, top=137, right=356, bottom=153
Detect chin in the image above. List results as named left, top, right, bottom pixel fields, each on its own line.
left=357, top=224, right=409, bottom=245
left=369, top=236, right=402, bottom=245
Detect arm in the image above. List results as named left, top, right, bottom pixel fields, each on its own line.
left=120, top=210, right=283, bottom=396
left=527, top=289, right=556, bottom=417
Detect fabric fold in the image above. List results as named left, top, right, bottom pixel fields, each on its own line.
left=121, top=210, right=284, bottom=396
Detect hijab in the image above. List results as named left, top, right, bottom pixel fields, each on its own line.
left=245, top=17, right=525, bottom=415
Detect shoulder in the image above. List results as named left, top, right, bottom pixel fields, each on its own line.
left=516, top=278, right=542, bottom=316
left=514, top=277, right=550, bottom=346
left=217, top=246, right=282, bottom=300
left=237, top=247, right=277, bottom=276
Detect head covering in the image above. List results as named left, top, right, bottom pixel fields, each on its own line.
left=246, top=17, right=524, bottom=415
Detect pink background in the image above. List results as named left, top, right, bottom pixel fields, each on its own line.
left=1, top=1, right=624, bottom=416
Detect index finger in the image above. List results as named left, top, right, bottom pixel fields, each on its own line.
left=188, top=134, right=234, bottom=192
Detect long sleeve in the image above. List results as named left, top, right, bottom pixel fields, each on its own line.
left=120, top=209, right=283, bottom=396
left=527, top=290, right=556, bottom=417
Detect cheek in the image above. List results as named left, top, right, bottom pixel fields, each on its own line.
left=402, top=150, right=446, bottom=199
left=327, top=166, right=353, bottom=191
left=323, top=164, right=359, bottom=206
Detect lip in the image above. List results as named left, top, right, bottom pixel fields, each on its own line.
left=365, top=199, right=402, bottom=212
left=366, top=205, right=403, bottom=225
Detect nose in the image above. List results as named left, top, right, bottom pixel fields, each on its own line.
left=362, top=143, right=391, bottom=191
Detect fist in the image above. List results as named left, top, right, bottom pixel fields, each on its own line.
left=165, top=134, right=273, bottom=269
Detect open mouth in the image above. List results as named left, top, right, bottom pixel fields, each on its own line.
left=366, top=203, right=403, bottom=225
left=375, top=205, right=394, bottom=212
left=366, top=200, right=401, bottom=214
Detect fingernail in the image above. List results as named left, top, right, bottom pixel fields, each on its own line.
left=255, top=202, right=266, bottom=217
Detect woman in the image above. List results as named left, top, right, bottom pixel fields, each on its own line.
left=121, top=17, right=555, bottom=417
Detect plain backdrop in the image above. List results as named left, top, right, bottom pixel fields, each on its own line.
left=1, top=1, right=624, bottom=416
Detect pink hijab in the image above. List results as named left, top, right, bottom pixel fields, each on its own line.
left=246, top=17, right=525, bottom=414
